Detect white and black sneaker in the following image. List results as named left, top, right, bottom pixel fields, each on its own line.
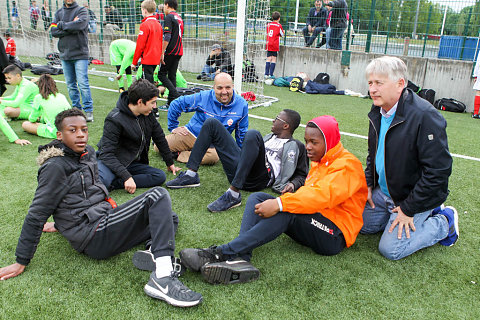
left=201, top=258, right=260, bottom=285
left=132, top=250, right=186, bottom=276
left=144, top=271, right=202, bottom=307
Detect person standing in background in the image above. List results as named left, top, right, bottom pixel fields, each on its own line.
left=158, top=0, right=183, bottom=109
left=29, top=1, right=41, bottom=30
left=265, top=11, right=284, bottom=79
left=41, top=0, right=52, bottom=31
left=50, top=0, right=94, bottom=122
left=472, top=52, right=480, bottom=119
left=84, top=2, right=97, bottom=33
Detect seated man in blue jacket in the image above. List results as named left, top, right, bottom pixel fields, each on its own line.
left=166, top=109, right=308, bottom=213
left=155, top=72, right=249, bottom=165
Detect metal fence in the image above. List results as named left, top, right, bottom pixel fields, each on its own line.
left=272, top=0, right=480, bottom=61
left=3, top=0, right=479, bottom=61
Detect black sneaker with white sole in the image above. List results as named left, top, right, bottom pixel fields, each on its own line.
left=179, top=246, right=224, bottom=272
left=132, top=250, right=186, bottom=276
left=166, top=171, right=200, bottom=189
left=144, top=271, right=202, bottom=307
left=200, top=258, right=260, bottom=285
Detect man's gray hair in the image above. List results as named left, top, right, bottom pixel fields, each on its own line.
left=365, top=56, right=408, bottom=83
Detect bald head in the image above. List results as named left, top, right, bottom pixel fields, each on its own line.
left=213, top=73, right=234, bottom=105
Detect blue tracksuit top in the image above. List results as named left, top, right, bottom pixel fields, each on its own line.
left=167, top=89, right=249, bottom=148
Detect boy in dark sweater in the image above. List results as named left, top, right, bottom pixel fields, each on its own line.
left=0, top=108, right=202, bottom=307
left=97, top=79, right=180, bottom=194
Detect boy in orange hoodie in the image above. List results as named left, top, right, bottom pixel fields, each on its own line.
left=179, top=115, right=368, bottom=284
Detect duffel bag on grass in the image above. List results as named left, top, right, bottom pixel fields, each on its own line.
left=433, top=98, right=466, bottom=113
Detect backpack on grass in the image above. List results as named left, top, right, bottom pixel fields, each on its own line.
left=289, top=77, right=304, bottom=92
left=407, top=80, right=436, bottom=105
left=314, top=72, right=330, bottom=84
left=433, top=98, right=466, bottom=113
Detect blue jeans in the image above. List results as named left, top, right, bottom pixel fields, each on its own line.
left=201, top=65, right=216, bottom=80
left=361, top=187, right=449, bottom=260
left=88, top=21, right=97, bottom=33
left=97, top=160, right=167, bottom=191
left=219, top=192, right=346, bottom=261
left=61, top=59, right=93, bottom=112
left=328, top=26, right=346, bottom=50
left=302, top=26, right=323, bottom=46
left=325, top=27, right=332, bottom=49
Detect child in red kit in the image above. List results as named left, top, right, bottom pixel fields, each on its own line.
left=265, top=11, right=284, bottom=79
left=4, top=32, right=16, bottom=58
left=132, top=0, right=163, bottom=116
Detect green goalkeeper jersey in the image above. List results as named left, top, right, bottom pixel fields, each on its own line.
left=109, top=39, right=136, bottom=76
left=0, top=78, right=39, bottom=110
left=28, top=93, right=72, bottom=127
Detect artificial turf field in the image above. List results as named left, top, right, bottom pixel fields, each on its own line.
left=0, top=71, right=479, bottom=319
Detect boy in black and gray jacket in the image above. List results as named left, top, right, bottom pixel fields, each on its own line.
left=0, top=109, right=202, bottom=308
left=166, top=109, right=308, bottom=212
left=97, top=79, right=180, bottom=194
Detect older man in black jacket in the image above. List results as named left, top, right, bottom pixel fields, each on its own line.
left=361, top=56, right=459, bottom=260
left=303, top=0, right=328, bottom=48
left=97, top=79, right=180, bottom=194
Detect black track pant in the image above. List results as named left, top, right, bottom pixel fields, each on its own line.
left=142, top=64, right=156, bottom=85
left=158, top=55, right=181, bottom=104
left=84, top=187, right=178, bottom=260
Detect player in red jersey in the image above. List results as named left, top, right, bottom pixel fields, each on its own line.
left=4, top=32, right=16, bottom=58
left=265, top=12, right=284, bottom=79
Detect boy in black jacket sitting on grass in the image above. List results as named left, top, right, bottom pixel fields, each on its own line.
left=97, top=79, right=180, bottom=194
left=0, top=109, right=202, bottom=308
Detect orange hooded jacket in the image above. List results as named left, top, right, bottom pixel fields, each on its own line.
left=279, top=116, right=368, bottom=247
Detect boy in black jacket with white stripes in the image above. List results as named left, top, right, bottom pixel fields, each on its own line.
left=0, top=109, right=202, bottom=307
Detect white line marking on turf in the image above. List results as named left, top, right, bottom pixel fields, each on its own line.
left=248, top=114, right=480, bottom=162
left=47, top=80, right=479, bottom=163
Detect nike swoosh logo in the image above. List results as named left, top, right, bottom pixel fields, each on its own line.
left=225, top=260, right=246, bottom=265
left=153, top=279, right=169, bottom=294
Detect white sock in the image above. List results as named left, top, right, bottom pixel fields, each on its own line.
left=155, top=256, right=173, bottom=279
left=227, top=188, right=240, bottom=199
left=185, top=169, right=196, bottom=177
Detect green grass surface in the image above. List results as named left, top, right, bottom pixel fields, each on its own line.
left=1, top=71, right=479, bottom=319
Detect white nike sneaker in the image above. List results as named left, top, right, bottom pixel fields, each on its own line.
left=144, top=272, right=202, bottom=307
left=201, top=258, right=260, bottom=285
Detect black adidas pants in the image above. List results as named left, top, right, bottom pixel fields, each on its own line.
left=83, top=187, right=178, bottom=260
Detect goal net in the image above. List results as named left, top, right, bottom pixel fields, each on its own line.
left=1, top=0, right=276, bottom=108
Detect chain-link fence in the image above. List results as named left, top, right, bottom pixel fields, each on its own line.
left=271, top=0, right=480, bottom=61
left=3, top=0, right=479, bottom=61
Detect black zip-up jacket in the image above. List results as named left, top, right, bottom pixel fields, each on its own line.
left=206, top=49, right=233, bottom=74
left=50, top=2, right=89, bottom=60
left=365, top=88, right=452, bottom=217
left=15, top=141, right=111, bottom=265
left=306, top=7, right=327, bottom=29
left=327, top=0, right=348, bottom=28
left=97, top=91, right=174, bottom=182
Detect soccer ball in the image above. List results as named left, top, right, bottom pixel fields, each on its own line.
left=265, top=78, right=274, bottom=85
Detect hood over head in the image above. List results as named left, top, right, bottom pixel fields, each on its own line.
left=308, top=115, right=340, bottom=156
